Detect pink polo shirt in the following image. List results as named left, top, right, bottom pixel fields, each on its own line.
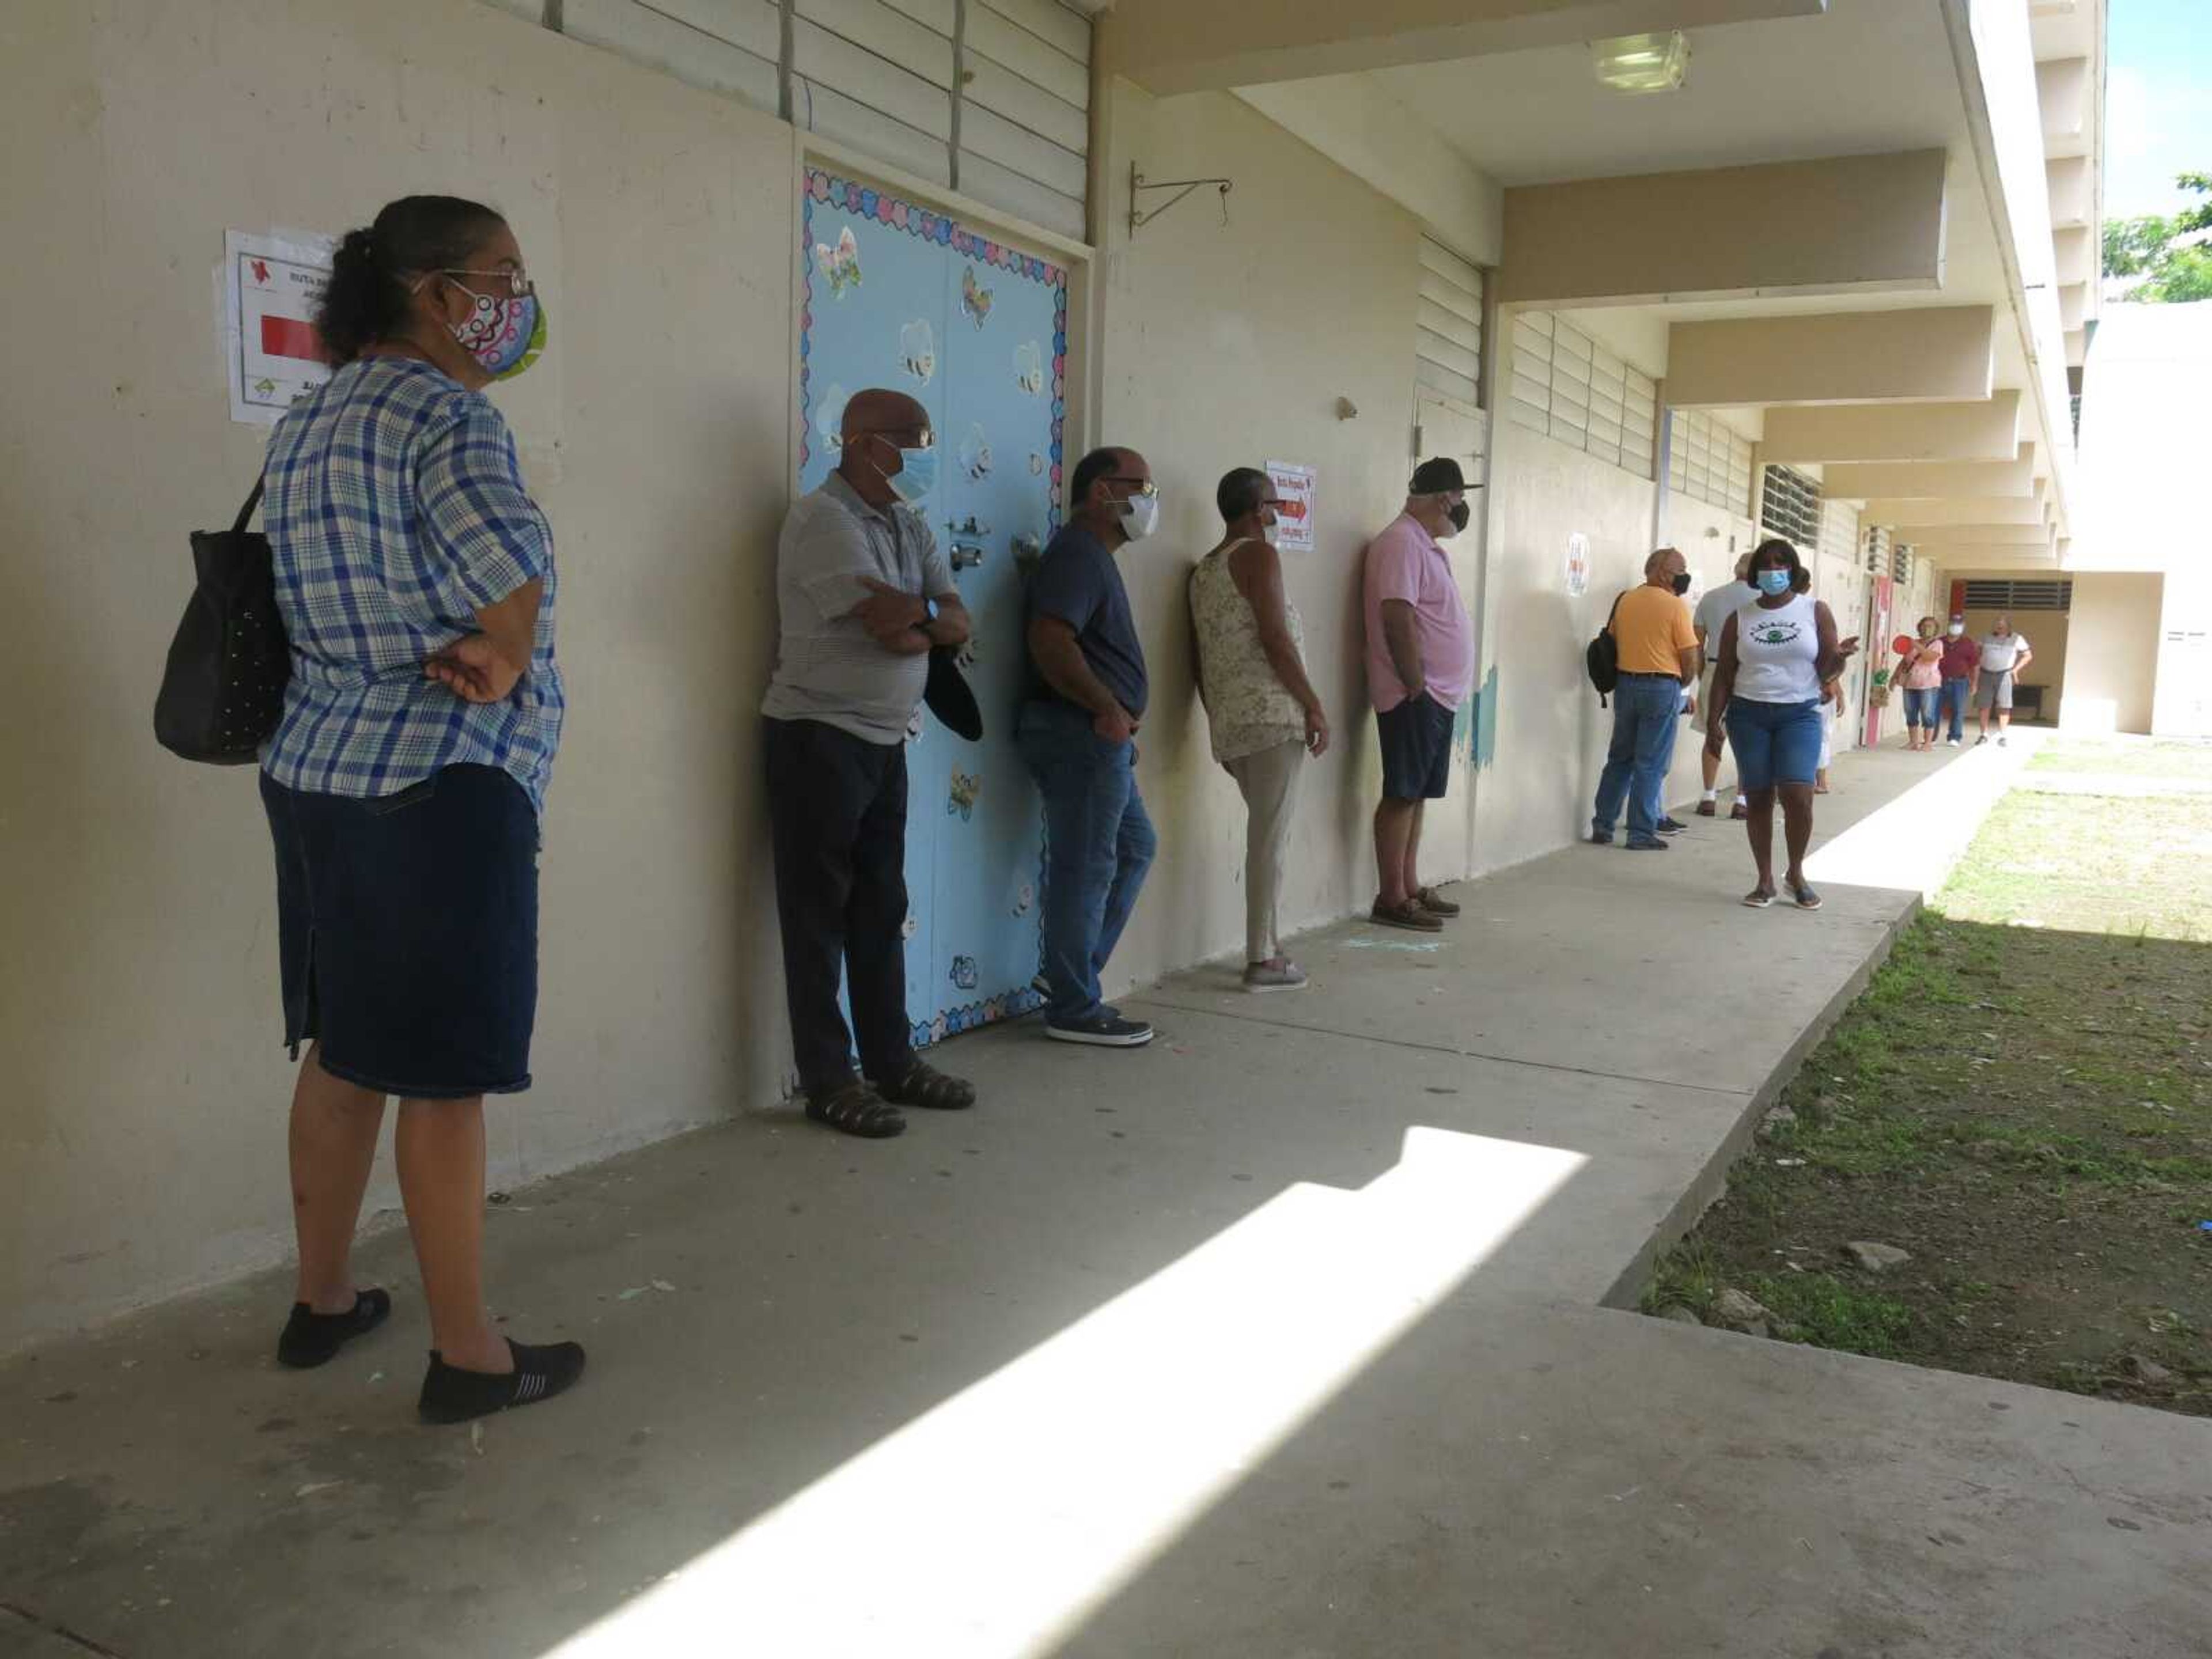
left=1363, top=512, right=1474, bottom=713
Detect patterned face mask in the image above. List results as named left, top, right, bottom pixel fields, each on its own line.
left=447, top=282, right=547, bottom=380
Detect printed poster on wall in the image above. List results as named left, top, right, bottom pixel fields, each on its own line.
left=1565, top=532, right=1592, bottom=597
left=1265, top=461, right=1316, bottom=554
left=225, top=229, right=335, bottom=426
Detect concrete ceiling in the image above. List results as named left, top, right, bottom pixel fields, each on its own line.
left=1366, top=0, right=1963, bottom=188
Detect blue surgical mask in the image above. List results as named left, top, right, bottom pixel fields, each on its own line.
left=874, top=437, right=937, bottom=504
left=1755, top=568, right=1793, bottom=596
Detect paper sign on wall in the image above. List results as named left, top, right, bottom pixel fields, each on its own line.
left=1265, top=461, right=1316, bottom=554
left=1565, top=532, right=1591, bottom=597
left=225, top=229, right=335, bottom=426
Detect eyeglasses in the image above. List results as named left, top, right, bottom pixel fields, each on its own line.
left=863, top=428, right=934, bottom=448
left=438, top=267, right=535, bottom=298
left=1106, top=478, right=1158, bottom=497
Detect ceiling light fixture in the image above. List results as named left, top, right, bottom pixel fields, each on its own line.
left=1590, top=31, right=1690, bottom=94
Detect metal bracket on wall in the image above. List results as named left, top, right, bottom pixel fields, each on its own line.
left=1128, top=162, right=1234, bottom=237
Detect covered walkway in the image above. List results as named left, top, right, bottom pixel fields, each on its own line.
left=6, top=740, right=2207, bottom=1658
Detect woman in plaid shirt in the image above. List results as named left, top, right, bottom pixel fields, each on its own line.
left=258, top=196, right=581, bottom=1423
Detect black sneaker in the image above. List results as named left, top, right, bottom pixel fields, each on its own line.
left=1046, top=1014, right=1154, bottom=1048
left=1656, top=816, right=1688, bottom=834
left=1624, top=836, right=1670, bottom=851
left=418, top=1338, right=586, bottom=1424
left=1588, top=830, right=1614, bottom=846
left=276, top=1289, right=392, bottom=1369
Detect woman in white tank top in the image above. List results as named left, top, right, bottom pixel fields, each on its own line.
left=1706, top=540, right=1859, bottom=911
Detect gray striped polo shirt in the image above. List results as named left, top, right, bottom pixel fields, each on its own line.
left=762, top=470, right=954, bottom=745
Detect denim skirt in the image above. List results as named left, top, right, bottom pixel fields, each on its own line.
left=259, top=764, right=539, bottom=1097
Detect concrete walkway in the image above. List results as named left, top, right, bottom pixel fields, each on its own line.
left=6, top=740, right=2209, bottom=1659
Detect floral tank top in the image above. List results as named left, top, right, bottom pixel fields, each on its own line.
left=1190, top=539, right=1308, bottom=764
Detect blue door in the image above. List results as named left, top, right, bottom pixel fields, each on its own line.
left=798, top=166, right=1069, bottom=1049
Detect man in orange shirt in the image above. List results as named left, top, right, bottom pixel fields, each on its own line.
left=1589, top=547, right=1699, bottom=850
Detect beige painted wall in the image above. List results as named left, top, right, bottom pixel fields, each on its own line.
left=2059, top=574, right=2163, bottom=735
left=1664, top=307, right=1995, bottom=410
left=1499, top=151, right=1949, bottom=308
left=1, top=0, right=800, bottom=1350
left=1087, top=79, right=1449, bottom=989
left=1471, top=420, right=1662, bottom=872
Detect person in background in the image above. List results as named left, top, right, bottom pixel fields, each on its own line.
left=762, top=388, right=978, bottom=1141
left=257, top=195, right=582, bottom=1423
left=1692, top=550, right=1755, bottom=819
left=1190, top=468, right=1330, bottom=993
left=1895, top=616, right=1944, bottom=752
left=1974, top=615, right=2034, bottom=746
left=1707, top=538, right=1858, bottom=911
left=1936, top=613, right=1978, bottom=747
left=1363, top=459, right=1475, bottom=931
left=1019, top=446, right=1161, bottom=1047
left=1589, top=547, right=1699, bottom=850
left=1815, top=674, right=1842, bottom=794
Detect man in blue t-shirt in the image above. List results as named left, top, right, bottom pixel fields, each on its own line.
left=1018, top=446, right=1160, bottom=1048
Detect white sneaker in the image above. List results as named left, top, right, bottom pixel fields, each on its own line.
left=1946, top=739, right=1961, bottom=748
left=1243, top=960, right=1309, bottom=994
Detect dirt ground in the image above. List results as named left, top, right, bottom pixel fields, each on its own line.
left=1647, top=739, right=2212, bottom=1415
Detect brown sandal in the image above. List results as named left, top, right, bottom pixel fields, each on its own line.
left=1370, top=899, right=1443, bottom=933
left=804, top=1080, right=906, bottom=1138
left=874, top=1060, right=976, bottom=1111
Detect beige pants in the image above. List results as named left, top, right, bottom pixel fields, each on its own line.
left=1225, top=737, right=1306, bottom=964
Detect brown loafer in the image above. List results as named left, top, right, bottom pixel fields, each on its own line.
left=1414, top=886, right=1460, bottom=918
left=1695, top=800, right=1717, bottom=817
left=1372, top=899, right=1444, bottom=933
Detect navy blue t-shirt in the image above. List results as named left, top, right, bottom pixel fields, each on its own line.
left=1024, top=524, right=1148, bottom=717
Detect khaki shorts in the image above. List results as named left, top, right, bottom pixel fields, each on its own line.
left=1691, top=667, right=1717, bottom=734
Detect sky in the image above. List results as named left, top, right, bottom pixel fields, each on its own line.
left=2105, top=0, right=2212, bottom=219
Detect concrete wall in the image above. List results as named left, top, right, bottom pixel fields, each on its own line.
left=1087, top=78, right=1440, bottom=988
left=2059, top=573, right=2163, bottom=734
left=1, top=0, right=801, bottom=1350
left=1472, top=418, right=1661, bottom=873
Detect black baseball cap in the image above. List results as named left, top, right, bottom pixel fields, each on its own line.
left=1409, top=457, right=1466, bottom=495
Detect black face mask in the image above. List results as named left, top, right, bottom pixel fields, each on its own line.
left=1671, top=571, right=1692, bottom=596
left=1446, top=501, right=1471, bottom=533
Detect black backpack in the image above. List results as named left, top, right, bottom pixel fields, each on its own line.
left=154, top=477, right=291, bottom=764
left=1585, top=590, right=1627, bottom=706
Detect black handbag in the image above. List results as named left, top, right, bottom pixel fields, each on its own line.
left=153, top=477, right=291, bottom=764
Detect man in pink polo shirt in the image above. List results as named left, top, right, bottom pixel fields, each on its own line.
left=1362, top=457, right=1475, bottom=931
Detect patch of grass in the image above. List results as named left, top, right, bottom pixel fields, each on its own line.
left=2026, top=738, right=2212, bottom=783
left=1749, top=1273, right=1916, bottom=1358
left=1647, top=751, right=2212, bottom=1417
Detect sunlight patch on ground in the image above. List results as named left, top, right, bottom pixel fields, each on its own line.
left=543, top=1129, right=1584, bottom=1658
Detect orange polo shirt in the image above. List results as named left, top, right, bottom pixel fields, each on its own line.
left=1612, top=584, right=1698, bottom=676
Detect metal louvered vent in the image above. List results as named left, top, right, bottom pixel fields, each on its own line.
left=1961, top=579, right=2071, bottom=612
left=1759, top=464, right=1822, bottom=551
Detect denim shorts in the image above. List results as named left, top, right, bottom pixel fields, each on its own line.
left=1903, top=686, right=1941, bottom=726
left=1725, top=698, right=1824, bottom=791
left=260, top=764, right=540, bottom=1098
left=1376, top=694, right=1455, bottom=800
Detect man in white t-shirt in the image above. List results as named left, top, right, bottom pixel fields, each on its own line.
left=1691, top=551, right=1755, bottom=818
left=1974, top=616, right=2034, bottom=747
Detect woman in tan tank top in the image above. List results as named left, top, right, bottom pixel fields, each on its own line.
left=1190, top=468, right=1331, bottom=991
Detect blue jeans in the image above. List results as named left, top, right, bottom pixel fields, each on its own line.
left=1017, top=702, right=1158, bottom=1025
left=1592, top=675, right=1684, bottom=841
left=1938, top=677, right=1971, bottom=741
left=1903, top=687, right=1940, bottom=729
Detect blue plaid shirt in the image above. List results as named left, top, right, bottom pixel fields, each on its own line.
left=259, top=357, right=563, bottom=813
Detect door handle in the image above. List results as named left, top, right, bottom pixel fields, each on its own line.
left=950, top=542, right=986, bottom=570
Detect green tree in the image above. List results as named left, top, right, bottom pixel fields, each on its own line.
left=2103, top=213, right=2173, bottom=278
left=2104, top=174, right=2212, bottom=302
